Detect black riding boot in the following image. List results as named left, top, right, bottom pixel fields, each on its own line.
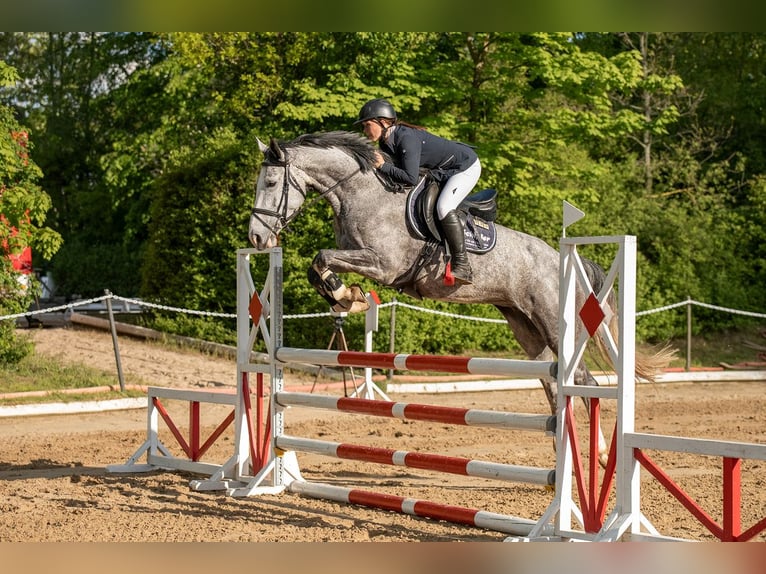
left=440, top=210, right=473, bottom=285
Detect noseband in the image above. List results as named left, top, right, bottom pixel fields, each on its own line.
left=251, top=150, right=361, bottom=238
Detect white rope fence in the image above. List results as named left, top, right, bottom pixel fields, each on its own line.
left=0, top=294, right=234, bottom=322
left=1, top=294, right=766, bottom=323
left=635, top=299, right=766, bottom=320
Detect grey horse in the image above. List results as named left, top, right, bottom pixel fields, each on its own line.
left=248, top=131, right=673, bottom=464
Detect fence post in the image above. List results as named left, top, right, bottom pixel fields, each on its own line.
left=104, top=289, right=126, bottom=392
left=686, top=296, right=692, bottom=372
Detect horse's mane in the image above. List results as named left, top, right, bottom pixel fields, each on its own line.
left=285, top=131, right=378, bottom=172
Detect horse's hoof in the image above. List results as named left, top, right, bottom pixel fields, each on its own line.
left=346, top=300, right=370, bottom=313
left=331, top=300, right=370, bottom=313
left=332, top=284, right=370, bottom=313
left=347, top=284, right=367, bottom=302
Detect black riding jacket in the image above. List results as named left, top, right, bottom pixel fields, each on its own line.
left=378, top=125, right=478, bottom=187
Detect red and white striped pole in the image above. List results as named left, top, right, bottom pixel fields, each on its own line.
left=288, top=480, right=555, bottom=537
left=276, top=435, right=555, bottom=486
left=276, top=391, right=555, bottom=433
left=275, top=347, right=556, bottom=378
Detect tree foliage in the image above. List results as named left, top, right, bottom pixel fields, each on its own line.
left=0, top=59, right=62, bottom=363
left=1, top=33, right=765, bottom=356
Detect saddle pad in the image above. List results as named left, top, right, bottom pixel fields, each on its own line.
left=405, top=184, right=496, bottom=254
left=464, top=213, right=497, bottom=254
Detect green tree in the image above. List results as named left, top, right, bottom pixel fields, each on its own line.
left=0, top=32, right=162, bottom=296
left=3, top=32, right=765, bottom=354
left=574, top=33, right=766, bottom=338
left=0, top=60, right=61, bottom=363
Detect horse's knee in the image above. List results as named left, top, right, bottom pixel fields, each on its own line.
left=311, top=251, right=331, bottom=272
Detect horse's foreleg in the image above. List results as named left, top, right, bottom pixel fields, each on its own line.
left=310, top=248, right=388, bottom=313
left=308, top=266, right=369, bottom=313
left=312, top=247, right=390, bottom=280
left=307, top=267, right=342, bottom=307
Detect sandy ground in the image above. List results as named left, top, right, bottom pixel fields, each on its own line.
left=1, top=324, right=765, bottom=543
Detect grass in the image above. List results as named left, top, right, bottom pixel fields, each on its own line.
left=0, top=353, right=147, bottom=406
left=663, top=323, right=766, bottom=368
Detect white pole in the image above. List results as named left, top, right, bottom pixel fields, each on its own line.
left=556, top=240, right=578, bottom=534
left=363, top=292, right=378, bottom=399
left=234, top=250, right=253, bottom=479
left=616, top=237, right=640, bottom=537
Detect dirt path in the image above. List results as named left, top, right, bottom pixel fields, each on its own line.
left=1, top=325, right=765, bottom=542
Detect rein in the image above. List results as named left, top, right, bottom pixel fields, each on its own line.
left=251, top=154, right=361, bottom=237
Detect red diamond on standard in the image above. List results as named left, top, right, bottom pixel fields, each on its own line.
left=579, top=293, right=605, bottom=337
left=249, top=293, right=263, bottom=322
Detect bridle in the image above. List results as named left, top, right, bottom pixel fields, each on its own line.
left=250, top=149, right=361, bottom=238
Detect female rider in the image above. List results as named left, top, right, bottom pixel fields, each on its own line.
left=354, top=98, right=481, bottom=285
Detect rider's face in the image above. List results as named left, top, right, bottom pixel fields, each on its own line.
left=362, top=119, right=385, bottom=143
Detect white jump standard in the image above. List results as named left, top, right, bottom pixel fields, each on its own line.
left=111, top=209, right=766, bottom=541
left=191, top=234, right=634, bottom=540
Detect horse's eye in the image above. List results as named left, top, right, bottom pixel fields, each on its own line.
left=265, top=179, right=279, bottom=188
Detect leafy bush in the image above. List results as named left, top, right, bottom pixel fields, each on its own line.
left=0, top=319, right=32, bottom=365
left=0, top=61, right=61, bottom=365
left=50, top=240, right=142, bottom=298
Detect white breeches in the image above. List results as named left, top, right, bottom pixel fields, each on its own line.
left=436, top=159, right=482, bottom=220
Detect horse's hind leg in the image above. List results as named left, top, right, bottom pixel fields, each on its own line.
left=495, top=306, right=558, bottom=411
left=531, top=315, right=609, bottom=467
left=496, top=305, right=608, bottom=467
left=573, top=363, right=609, bottom=467
left=542, top=358, right=608, bottom=467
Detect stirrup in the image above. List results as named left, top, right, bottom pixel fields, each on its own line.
left=451, top=264, right=473, bottom=285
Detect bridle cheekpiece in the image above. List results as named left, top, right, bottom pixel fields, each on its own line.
left=251, top=146, right=361, bottom=238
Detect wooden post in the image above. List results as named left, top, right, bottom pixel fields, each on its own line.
left=105, top=289, right=126, bottom=392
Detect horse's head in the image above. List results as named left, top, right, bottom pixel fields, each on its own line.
left=248, top=137, right=309, bottom=250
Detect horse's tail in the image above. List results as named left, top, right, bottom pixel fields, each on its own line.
left=584, top=258, right=676, bottom=382
left=596, top=313, right=676, bottom=382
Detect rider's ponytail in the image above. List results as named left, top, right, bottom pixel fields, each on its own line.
left=396, top=120, right=427, bottom=131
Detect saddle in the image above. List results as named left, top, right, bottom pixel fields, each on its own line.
left=405, top=176, right=498, bottom=254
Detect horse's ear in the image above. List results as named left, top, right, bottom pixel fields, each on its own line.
left=257, top=137, right=269, bottom=154
left=269, top=137, right=285, bottom=162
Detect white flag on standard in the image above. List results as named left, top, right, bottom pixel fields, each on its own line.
left=562, top=201, right=585, bottom=235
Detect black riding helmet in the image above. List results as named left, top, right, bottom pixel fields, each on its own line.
left=354, top=98, right=397, bottom=125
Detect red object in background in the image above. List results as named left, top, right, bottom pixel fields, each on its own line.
left=1, top=211, right=33, bottom=274
left=10, top=245, right=32, bottom=274
left=2, top=130, right=34, bottom=275
left=10, top=130, right=29, bottom=166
